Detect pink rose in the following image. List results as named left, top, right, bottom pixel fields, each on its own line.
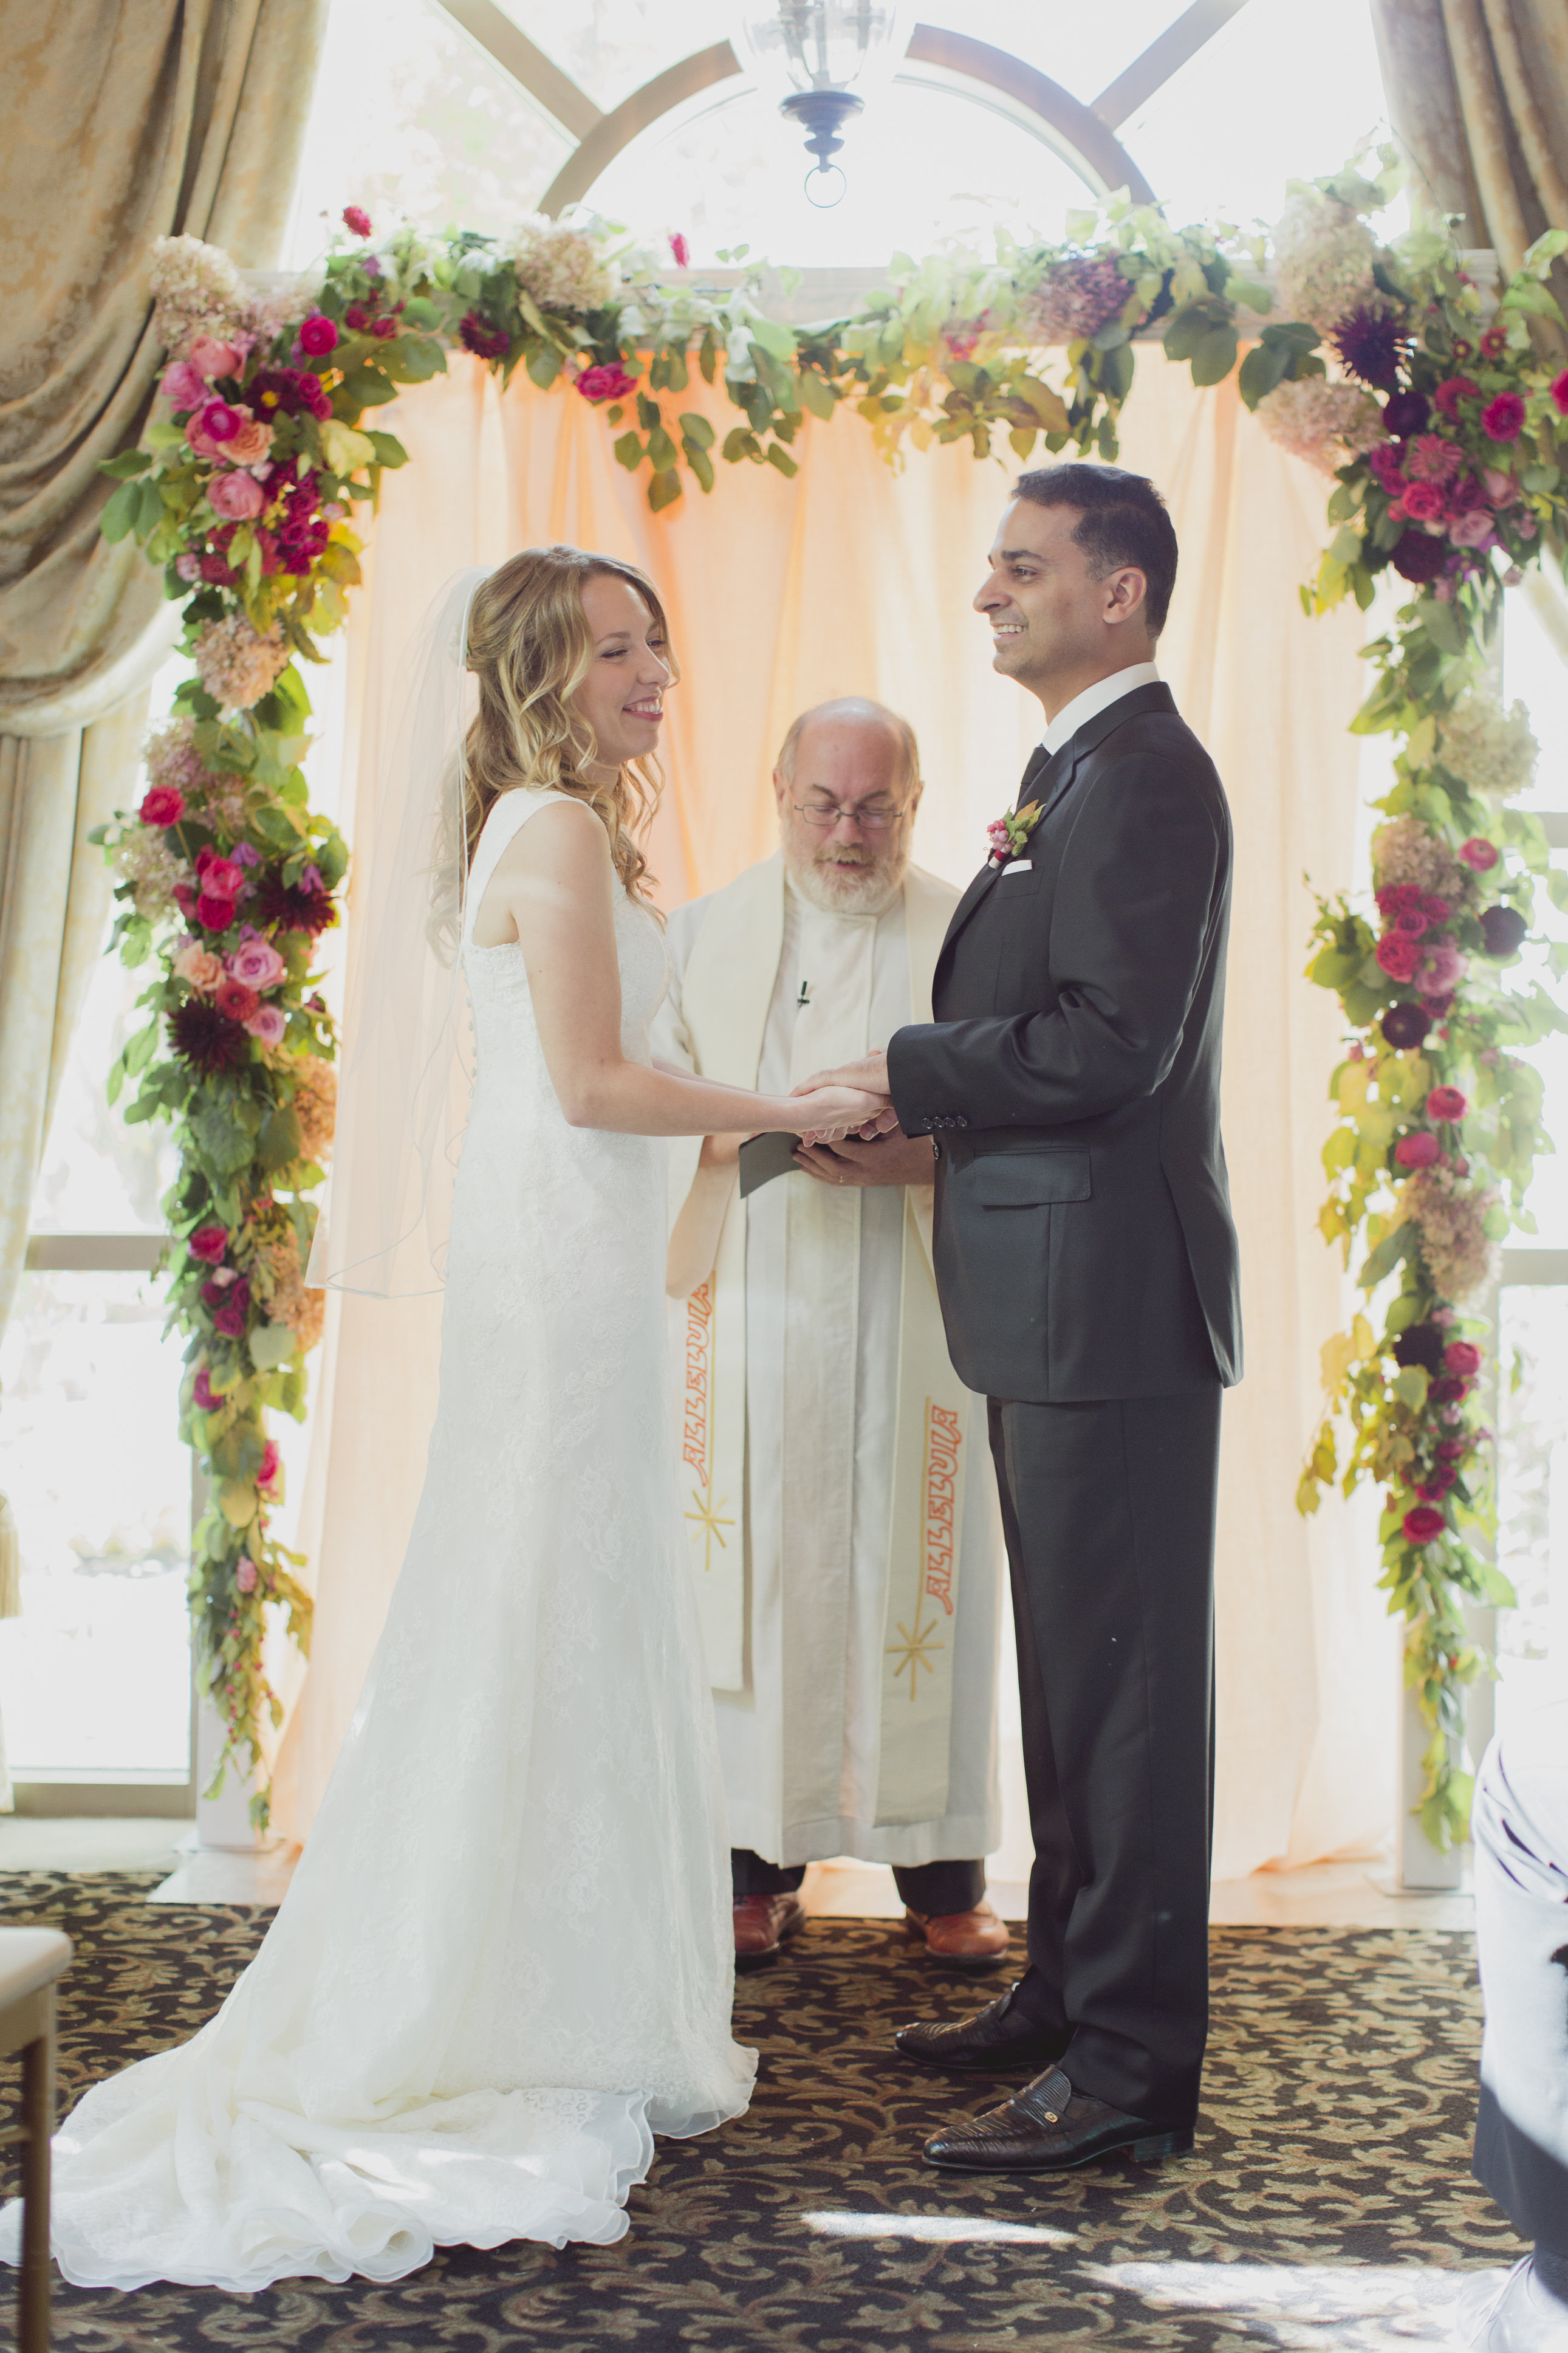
left=174, top=551, right=201, bottom=582
left=1460, top=836, right=1498, bottom=871
left=1445, top=1339, right=1482, bottom=1376
left=1375, top=933, right=1421, bottom=982
left=1394, top=909, right=1428, bottom=938
left=1400, top=481, right=1445, bottom=524
left=210, top=470, right=264, bottom=521
left=575, top=363, right=640, bottom=405
left=299, top=313, right=338, bottom=357
left=1426, top=1085, right=1467, bottom=1122
left=214, top=1299, right=248, bottom=1338
left=1482, top=467, right=1518, bottom=507
left=196, top=891, right=236, bottom=932
left=258, top=1441, right=281, bottom=1488
left=190, top=1225, right=228, bottom=1263
left=197, top=851, right=245, bottom=898
left=1482, top=391, right=1525, bottom=442
left=1449, top=511, right=1495, bottom=548
left=1395, top=1131, right=1440, bottom=1169
left=228, top=938, right=287, bottom=989
left=161, top=359, right=208, bottom=411
left=235, top=1556, right=258, bottom=1594
left=1416, top=941, right=1467, bottom=994
left=192, top=1369, right=219, bottom=1410
left=188, top=336, right=246, bottom=382
left=140, top=784, right=185, bottom=826
left=174, top=943, right=225, bottom=992
left=244, top=1003, right=287, bottom=1047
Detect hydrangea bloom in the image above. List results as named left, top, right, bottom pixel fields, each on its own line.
left=507, top=216, right=616, bottom=314
left=192, top=615, right=290, bottom=712
left=1436, top=686, right=1539, bottom=801
left=1017, top=255, right=1129, bottom=346
left=261, top=1231, right=325, bottom=1352
left=1270, top=193, right=1381, bottom=335
left=1401, top=1166, right=1498, bottom=1301
left=1369, top=814, right=1470, bottom=907
left=112, top=826, right=193, bottom=921
left=1254, top=377, right=1386, bottom=473
left=149, top=235, right=247, bottom=359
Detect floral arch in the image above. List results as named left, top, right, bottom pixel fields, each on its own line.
left=96, top=159, right=1568, bottom=1837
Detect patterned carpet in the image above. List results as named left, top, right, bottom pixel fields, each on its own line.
left=0, top=1871, right=1522, bottom=2351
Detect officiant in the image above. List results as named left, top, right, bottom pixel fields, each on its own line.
left=653, top=699, right=1008, bottom=1971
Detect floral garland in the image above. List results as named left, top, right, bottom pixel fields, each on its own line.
left=98, top=163, right=1566, bottom=1836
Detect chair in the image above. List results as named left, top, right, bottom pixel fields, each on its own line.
left=0, top=1929, right=72, bottom=2352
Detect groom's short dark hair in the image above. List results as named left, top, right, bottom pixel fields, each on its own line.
left=1013, top=463, right=1177, bottom=637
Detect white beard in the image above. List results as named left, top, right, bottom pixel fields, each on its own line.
left=784, top=847, right=907, bottom=918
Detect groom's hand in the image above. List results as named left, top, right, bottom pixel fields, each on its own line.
left=793, top=1049, right=890, bottom=1099
left=794, top=1131, right=934, bottom=1188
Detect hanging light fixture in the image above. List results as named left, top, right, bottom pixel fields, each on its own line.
left=734, top=2, right=904, bottom=207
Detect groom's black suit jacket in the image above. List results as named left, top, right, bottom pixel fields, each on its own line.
left=887, top=681, right=1242, bottom=1404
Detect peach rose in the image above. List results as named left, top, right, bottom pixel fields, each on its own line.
left=174, top=943, right=225, bottom=992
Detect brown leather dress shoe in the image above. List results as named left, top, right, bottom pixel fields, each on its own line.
left=923, top=2063, right=1194, bottom=2173
left=904, top=1901, right=1010, bottom=1969
left=733, top=1892, right=806, bottom=1971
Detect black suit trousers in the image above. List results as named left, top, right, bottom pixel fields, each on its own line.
left=988, top=1385, right=1221, bottom=2129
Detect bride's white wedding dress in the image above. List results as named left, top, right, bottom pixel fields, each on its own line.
left=10, top=788, right=755, bottom=2292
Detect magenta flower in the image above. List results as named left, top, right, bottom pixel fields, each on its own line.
left=1416, top=941, right=1467, bottom=994
left=1395, top=1131, right=1440, bottom=1169
left=235, top=1556, right=258, bottom=1593
left=298, top=313, right=338, bottom=357
left=193, top=1369, right=219, bottom=1409
left=668, top=231, right=691, bottom=268
left=1482, top=391, right=1525, bottom=442
left=575, top=363, right=640, bottom=404
left=1375, top=933, right=1421, bottom=982
left=190, top=1226, right=228, bottom=1264
left=1426, top=1085, right=1468, bottom=1122
left=140, top=784, right=185, bottom=827
left=343, top=204, right=373, bottom=238
left=1402, top=1503, right=1446, bottom=1545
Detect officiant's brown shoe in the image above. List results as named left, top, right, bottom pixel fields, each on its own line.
left=904, top=1901, right=1010, bottom=1970
left=733, top=1893, right=806, bottom=1972
left=923, top=2064, right=1194, bottom=2173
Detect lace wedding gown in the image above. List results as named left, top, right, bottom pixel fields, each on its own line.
left=11, top=789, right=755, bottom=2291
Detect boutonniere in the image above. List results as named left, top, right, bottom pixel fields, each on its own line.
left=985, top=800, right=1046, bottom=867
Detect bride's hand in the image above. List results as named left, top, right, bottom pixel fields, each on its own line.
left=789, top=1085, right=886, bottom=1144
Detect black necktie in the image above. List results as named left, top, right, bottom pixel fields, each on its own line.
left=1015, top=743, right=1053, bottom=812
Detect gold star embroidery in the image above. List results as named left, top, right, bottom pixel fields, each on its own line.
left=685, top=1483, right=734, bottom=1574
left=886, top=1607, right=945, bottom=1700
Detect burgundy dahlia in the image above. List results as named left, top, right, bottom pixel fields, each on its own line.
left=1391, top=530, right=1447, bottom=585
left=1332, top=304, right=1406, bottom=391
left=1480, top=903, right=1527, bottom=957
left=169, top=997, right=248, bottom=1074
left=1382, top=390, right=1429, bottom=439
left=1392, top=1321, right=1445, bottom=1373
left=459, top=312, right=511, bottom=362
left=250, top=367, right=332, bottom=422
left=255, top=866, right=336, bottom=936
left=1380, top=1002, right=1431, bottom=1051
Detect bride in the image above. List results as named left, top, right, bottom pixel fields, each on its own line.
left=11, top=546, right=882, bottom=2292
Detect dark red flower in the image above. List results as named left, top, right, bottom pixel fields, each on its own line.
left=459, top=312, right=511, bottom=362
left=1332, top=304, right=1405, bottom=390
left=1394, top=908, right=1429, bottom=938
left=1429, top=1375, right=1468, bottom=1403
left=200, top=552, right=239, bottom=585
left=344, top=304, right=372, bottom=331
left=1392, top=1321, right=1445, bottom=1372
left=1553, top=368, right=1568, bottom=417
left=196, top=891, right=237, bottom=932
left=193, top=1368, right=219, bottom=1409
left=1445, top=1339, right=1482, bottom=1376
left=250, top=367, right=332, bottom=422
left=1427, top=1085, right=1468, bottom=1122
left=1380, top=1002, right=1431, bottom=1051
left=169, top=996, right=248, bottom=1073
left=1433, top=376, right=1479, bottom=420
left=298, top=313, right=338, bottom=357
left=1436, top=1439, right=1466, bottom=1462
left=575, top=363, right=640, bottom=404
left=1377, top=933, right=1422, bottom=981
left=1402, top=1503, right=1446, bottom=1545
left=343, top=205, right=372, bottom=238
left=1394, top=1130, right=1440, bottom=1169
left=1391, top=529, right=1447, bottom=584
left=1383, top=390, right=1429, bottom=438
left=215, top=976, right=260, bottom=1023
left=1480, top=903, right=1527, bottom=956
left=1479, top=325, right=1508, bottom=359
left=214, top=1298, right=248, bottom=1338
left=1419, top=990, right=1455, bottom=1018
left=140, top=785, right=185, bottom=827
left=371, top=315, right=397, bottom=340
left=1482, top=391, right=1525, bottom=442
left=254, top=865, right=336, bottom=936
left=190, top=1225, right=228, bottom=1263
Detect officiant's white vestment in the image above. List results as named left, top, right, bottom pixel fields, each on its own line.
left=653, top=854, right=1004, bottom=1872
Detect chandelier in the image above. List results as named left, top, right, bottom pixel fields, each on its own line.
left=734, top=2, right=904, bottom=207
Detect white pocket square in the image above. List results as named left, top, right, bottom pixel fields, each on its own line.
left=1001, top=858, right=1032, bottom=874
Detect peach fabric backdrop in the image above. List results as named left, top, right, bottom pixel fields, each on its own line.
left=270, top=354, right=1398, bottom=1881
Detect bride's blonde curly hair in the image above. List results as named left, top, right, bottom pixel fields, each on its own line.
left=460, top=545, right=674, bottom=901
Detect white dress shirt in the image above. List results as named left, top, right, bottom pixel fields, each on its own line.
left=1039, top=660, right=1163, bottom=757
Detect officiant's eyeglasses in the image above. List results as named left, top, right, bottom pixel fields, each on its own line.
left=792, top=797, right=906, bottom=833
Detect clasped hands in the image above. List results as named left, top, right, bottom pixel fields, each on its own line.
left=794, top=1050, right=929, bottom=1189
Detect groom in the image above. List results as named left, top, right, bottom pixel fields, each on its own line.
left=804, top=462, right=1241, bottom=2171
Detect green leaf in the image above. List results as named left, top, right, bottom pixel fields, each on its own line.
left=764, top=442, right=799, bottom=478
left=247, top=1322, right=296, bottom=1373
left=647, top=468, right=682, bottom=512
left=1237, top=341, right=1289, bottom=409
left=1100, top=342, right=1135, bottom=402
left=525, top=342, right=562, bottom=390
left=796, top=370, right=837, bottom=422
left=337, top=365, right=399, bottom=408
left=682, top=441, right=715, bottom=494
left=612, top=430, right=644, bottom=471
left=1360, top=1221, right=1414, bottom=1288
left=194, top=1103, right=255, bottom=1176
left=749, top=315, right=796, bottom=362
left=645, top=425, right=679, bottom=471
left=100, top=448, right=152, bottom=480
left=677, top=410, right=716, bottom=450
left=366, top=430, right=408, bottom=469
left=256, top=1105, right=303, bottom=1173
left=100, top=478, right=142, bottom=542
left=1190, top=326, right=1239, bottom=388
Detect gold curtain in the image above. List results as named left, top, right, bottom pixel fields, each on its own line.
left=269, top=355, right=1399, bottom=1879
left=1372, top=0, right=1568, bottom=287
left=0, top=0, right=327, bottom=1328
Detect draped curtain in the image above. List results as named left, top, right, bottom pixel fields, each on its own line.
left=270, top=354, right=1398, bottom=1880
left=1372, top=0, right=1568, bottom=310
left=0, top=0, right=328, bottom=1334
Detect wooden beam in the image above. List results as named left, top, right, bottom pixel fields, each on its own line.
left=434, top=1, right=603, bottom=141
left=540, top=40, right=743, bottom=218
left=1090, top=0, right=1253, bottom=131
left=903, top=24, right=1154, bottom=202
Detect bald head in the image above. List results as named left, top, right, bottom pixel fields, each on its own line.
left=773, top=698, right=923, bottom=916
